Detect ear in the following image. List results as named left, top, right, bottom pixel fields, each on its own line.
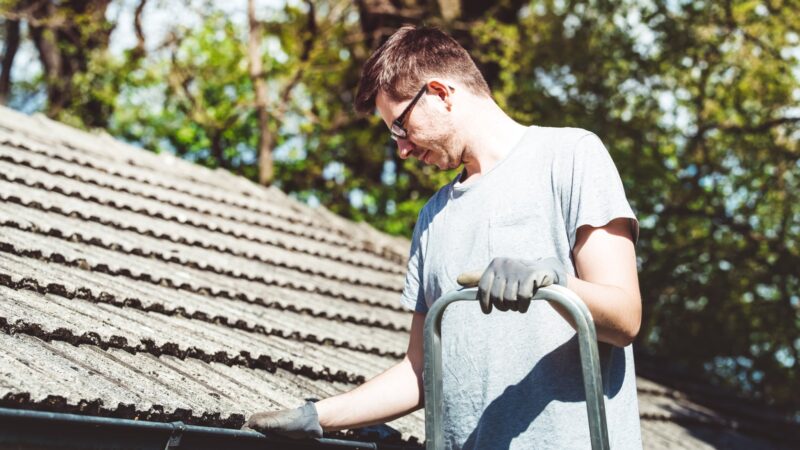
left=426, top=79, right=455, bottom=110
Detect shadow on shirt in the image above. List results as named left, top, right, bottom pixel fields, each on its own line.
left=461, top=335, right=626, bottom=449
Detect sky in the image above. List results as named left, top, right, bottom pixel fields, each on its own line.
left=106, top=0, right=294, bottom=56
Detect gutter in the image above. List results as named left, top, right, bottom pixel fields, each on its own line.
left=0, top=407, right=420, bottom=450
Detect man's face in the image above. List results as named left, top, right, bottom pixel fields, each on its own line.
left=375, top=86, right=462, bottom=171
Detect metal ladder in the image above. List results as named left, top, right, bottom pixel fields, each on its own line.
left=423, top=285, right=610, bottom=450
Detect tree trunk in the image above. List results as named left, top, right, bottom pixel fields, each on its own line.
left=247, top=0, right=273, bottom=185
left=209, top=131, right=229, bottom=170
left=28, top=1, right=64, bottom=116
left=25, top=0, right=113, bottom=123
left=0, top=18, right=20, bottom=105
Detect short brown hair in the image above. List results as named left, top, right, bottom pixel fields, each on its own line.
left=354, top=26, right=491, bottom=114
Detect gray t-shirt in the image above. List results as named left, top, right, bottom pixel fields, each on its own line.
left=401, top=126, right=642, bottom=449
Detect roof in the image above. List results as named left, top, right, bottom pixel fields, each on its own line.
left=0, top=105, right=792, bottom=448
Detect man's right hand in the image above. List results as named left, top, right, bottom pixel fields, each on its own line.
left=458, top=257, right=568, bottom=314
left=242, top=401, right=324, bottom=439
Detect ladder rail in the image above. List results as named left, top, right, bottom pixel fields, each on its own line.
left=422, top=285, right=610, bottom=450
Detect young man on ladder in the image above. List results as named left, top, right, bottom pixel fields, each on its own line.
left=245, top=25, right=643, bottom=449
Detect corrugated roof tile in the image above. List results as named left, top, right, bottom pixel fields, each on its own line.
left=1, top=105, right=791, bottom=449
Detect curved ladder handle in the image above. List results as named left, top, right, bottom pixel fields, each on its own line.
left=422, top=285, right=610, bottom=450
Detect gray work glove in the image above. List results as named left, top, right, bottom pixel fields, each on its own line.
left=242, top=401, right=323, bottom=439
left=462, top=257, right=568, bottom=314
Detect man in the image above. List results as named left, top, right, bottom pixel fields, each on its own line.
left=244, top=25, right=643, bottom=449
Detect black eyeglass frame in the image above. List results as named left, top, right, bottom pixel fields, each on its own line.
left=390, top=85, right=427, bottom=141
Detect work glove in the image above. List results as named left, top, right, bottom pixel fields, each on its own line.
left=242, top=401, right=323, bottom=439
left=458, top=257, right=568, bottom=314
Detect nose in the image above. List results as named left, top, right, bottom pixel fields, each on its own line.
left=395, top=138, right=415, bottom=159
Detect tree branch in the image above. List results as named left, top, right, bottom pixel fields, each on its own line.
left=711, top=117, right=800, bottom=134
left=132, top=0, right=147, bottom=60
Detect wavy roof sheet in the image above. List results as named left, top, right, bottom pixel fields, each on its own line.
left=0, top=105, right=790, bottom=449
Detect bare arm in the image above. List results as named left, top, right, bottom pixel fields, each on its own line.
left=314, top=311, right=426, bottom=431
left=563, top=217, right=642, bottom=348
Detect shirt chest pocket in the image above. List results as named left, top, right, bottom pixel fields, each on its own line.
left=489, top=210, right=550, bottom=260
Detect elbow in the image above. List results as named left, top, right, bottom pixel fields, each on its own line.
left=607, top=295, right=641, bottom=347
left=594, top=318, right=640, bottom=348
left=614, top=305, right=642, bottom=347
left=613, top=321, right=640, bottom=348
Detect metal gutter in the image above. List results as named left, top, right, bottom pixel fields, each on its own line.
left=0, top=407, right=420, bottom=450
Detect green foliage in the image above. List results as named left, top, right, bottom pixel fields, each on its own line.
left=472, top=0, right=799, bottom=412
left=110, top=13, right=257, bottom=172
left=5, top=0, right=799, bottom=415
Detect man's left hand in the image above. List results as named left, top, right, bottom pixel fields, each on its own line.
left=472, top=257, right=568, bottom=314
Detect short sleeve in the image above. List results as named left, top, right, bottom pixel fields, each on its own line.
left=400, top=211, right=429, bottom=314
left=560, top=132, right=639, bottom=249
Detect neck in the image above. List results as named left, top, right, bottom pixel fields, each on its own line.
left=459, top=98, right=528, bottom=183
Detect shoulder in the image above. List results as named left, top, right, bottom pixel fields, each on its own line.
left=544, top=126, right=599, bottom=151
left=517, top=126, right=600, bottom=161
left=544, top=128, right=621, bottom=190
left=545, top=129, right=617, bottom=173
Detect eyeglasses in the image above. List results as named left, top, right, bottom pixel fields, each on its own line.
left=390, top=85, right=427, bottom=141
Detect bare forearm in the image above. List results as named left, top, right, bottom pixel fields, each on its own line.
left=563, top=275, right=641, bottom=347
left=314, top=357, right=423, bottom=432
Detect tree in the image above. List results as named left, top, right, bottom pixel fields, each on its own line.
left=0, top=0, right=116, bottom=126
